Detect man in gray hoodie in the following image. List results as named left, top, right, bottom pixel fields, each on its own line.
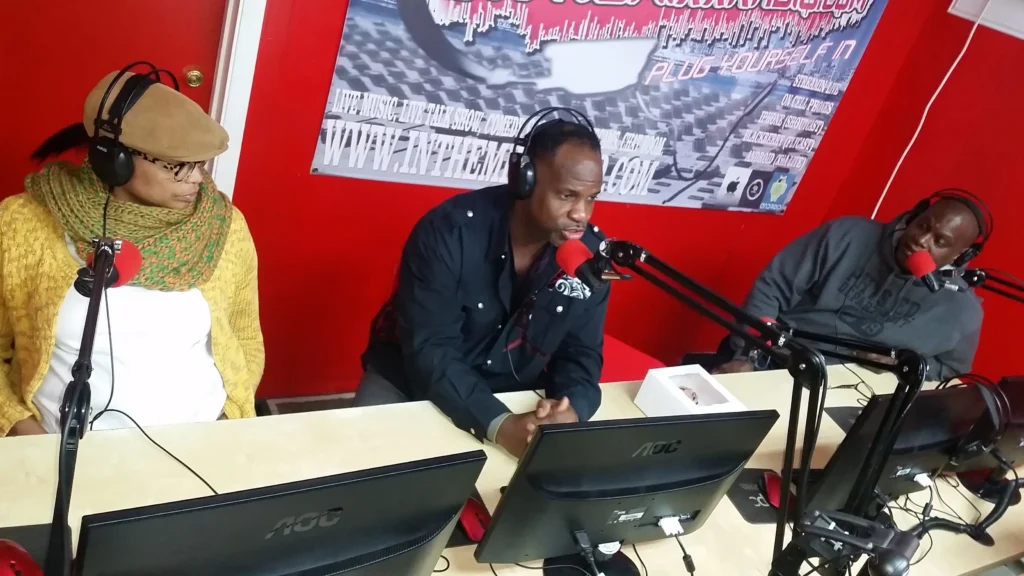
left=715, top=192, right=989, bottom=380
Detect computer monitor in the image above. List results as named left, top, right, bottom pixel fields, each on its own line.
left=474, top=411, right=780, bottom=576
left=805, top=386, right=986, bottom=516
left=957, top=376, right=1024, bottom=504
left=73, top=450, right=486, bottom=576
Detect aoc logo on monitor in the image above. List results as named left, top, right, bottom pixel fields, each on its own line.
left=264, top=507, right=344, bottom=539
left=632, top=440, right=681, bottom=457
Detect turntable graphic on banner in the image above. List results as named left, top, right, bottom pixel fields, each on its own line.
left=311, top=0, right=887, bottom=214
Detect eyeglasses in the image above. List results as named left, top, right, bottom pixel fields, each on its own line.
left=131, top=150, right=201, bottom=182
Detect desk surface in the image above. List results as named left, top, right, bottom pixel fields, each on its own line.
left=1, top=365, right=1020, bottom=575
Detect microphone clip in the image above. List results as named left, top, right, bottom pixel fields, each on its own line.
left=74, top=238, right=124, bottom=297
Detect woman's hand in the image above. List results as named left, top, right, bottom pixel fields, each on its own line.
left=8, top=417, right=46, bottom=437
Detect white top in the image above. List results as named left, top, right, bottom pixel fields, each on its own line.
left=34, top=284, right=227, bottom=433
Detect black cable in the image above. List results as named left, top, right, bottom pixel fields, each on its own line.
left=90, top=408, right=218, bottom=495
left=90, top=185, right=115, bottom=428
left=937, top=475, right=980, bottom=524
left=833, top=365, right=874, bottom=407
left=101, top=188, right=112, bottom=237
left=631, top=544, right=648, bottom=576
left=504, top=562, right=592, bottom=575
left=90, top=287, right=115, bottom=428
left=434, top=554, right=450, bottom=573
left=910, top=530, right=934, bottom=566
left=799, top=554, right=856, bottom=576
left=675, top=536, right=695, bottom=575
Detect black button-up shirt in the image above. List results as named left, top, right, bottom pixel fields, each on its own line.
left=362, top=185, right=609, bottom=440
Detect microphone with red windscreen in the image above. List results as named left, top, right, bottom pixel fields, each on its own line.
left=555, top=239, right=594, bottom=279
left=0, top=539, right=43, bottom=576
left=905, top=250, right=941, bottom=293
left=75, top=239, right=143, bottom=297
left=555, top=239, right=630, bottom=291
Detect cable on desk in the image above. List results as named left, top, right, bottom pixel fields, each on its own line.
left=799, top=554, right=856, bottom=576
left=833, top=365, right=875, bottom=407
left=631, top=544, right=648, bottom=576
left=489, top=563, right=592, bottom=575
left=86, top=286, right=216, bottom=496
left=674, top=536, right=695, bottom=575
left=91, top=408, right=218, bottom=495
left=434, top=554, right=450, bottom=572
left=936, top=475, right=979, bottom=524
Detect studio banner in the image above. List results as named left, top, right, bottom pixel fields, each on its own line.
left=312, top=0, right=887, bottom=213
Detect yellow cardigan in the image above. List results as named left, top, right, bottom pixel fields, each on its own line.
left=0, top=193, right=265, bottom=436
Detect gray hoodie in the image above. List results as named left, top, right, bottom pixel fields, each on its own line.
left=735, top=215, right=983, bottom=380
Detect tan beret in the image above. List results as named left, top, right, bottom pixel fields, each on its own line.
left=83, top=71, right=229, bottom=163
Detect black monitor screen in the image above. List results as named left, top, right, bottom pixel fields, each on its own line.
left=807, top=387, right=985, bottom=513
left=475, top=410, right=779, bottom=566
left=74, top=450, right=486, bottom=576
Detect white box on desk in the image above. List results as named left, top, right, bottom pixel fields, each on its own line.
left=634, top=365, right=748, bottom=417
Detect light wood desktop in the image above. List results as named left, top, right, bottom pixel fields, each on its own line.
left=0, top=365, right=1021, bottom=575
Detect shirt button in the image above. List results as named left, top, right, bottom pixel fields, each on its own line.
left=470, top=428, right=476, bottom=436
left=486, top=360, right=492, bottom=366
left=528, top=313, right=533, bottom=320
left=501, top=254, right=506, bottom=259
left=556, top=305, right=564, bottom=313
left=478, top=302, right=484, bottom=309
left=497, top=324, right=502, bottom=330
left=467, top=210, right=474, bottom=218
left=593, top=225, right=600, bottom=232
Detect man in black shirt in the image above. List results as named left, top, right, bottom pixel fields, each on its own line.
left=358, top=119, right=609, bottom=458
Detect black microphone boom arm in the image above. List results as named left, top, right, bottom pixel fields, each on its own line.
left=594, top=240, right=928, bottom=575
left=963, top=269, right=1024, bottom=305
left=44, top=237, right=120, bottom=576
left=596, top=240, right=827, bottom=560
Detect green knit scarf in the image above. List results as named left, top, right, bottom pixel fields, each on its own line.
left=25, top=160, right=233, bottom=291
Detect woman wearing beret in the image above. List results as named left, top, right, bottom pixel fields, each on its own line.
left=0, top=65, right=265, bottom=436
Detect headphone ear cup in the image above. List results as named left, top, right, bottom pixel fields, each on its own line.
left=88, top=137, right=134, bottom=188
left=507, top=151, right=522, bottom=197
left=953, top=245, right=981, bottom=268
left=518, top=155, right=536, bottom=200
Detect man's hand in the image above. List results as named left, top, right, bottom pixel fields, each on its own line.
left=495, top=397, right=580, bottom=458
left=534, top=397, right=578, bottom=425
left=713, top=359, right=755, bottom=374
left=7, top=417, right=46, bottom=437
left=494, top=413, right=540, bottom=459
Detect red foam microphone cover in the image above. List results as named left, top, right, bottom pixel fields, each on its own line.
left=906, top=250, right=937, bottom=279
left=86, top=240, right=143, bottom=288
left=111, top=240, right=142, bottom=287
left=555, top=239, right=593, bottom=277
left=0, top=539, right=43, bottom=576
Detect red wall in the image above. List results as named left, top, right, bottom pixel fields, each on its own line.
left=235, top=0, right=1021, bottom=397
left=825, top=11, right=1024, bottom=379
left=0, top=0, right=225, bottom=198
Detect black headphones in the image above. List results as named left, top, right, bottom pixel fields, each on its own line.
left=905, top=188, right=994, bottom=268
left=507, top=106, right=597, bottom=200
left=952, top=376, right=1010, bottom=463
left=88, top=61, right=180, bottom=189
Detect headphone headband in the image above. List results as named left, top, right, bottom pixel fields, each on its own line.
left=512, top=106, right=596, bottom=154
left=89, top=61, right=179, bottom=189
left=507, top=106, right=597, bottom=201
left=94, top=61, right=159, bottom=142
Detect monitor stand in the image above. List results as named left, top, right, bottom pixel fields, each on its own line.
left=543, top=542, right=640, bottom=576
left=958, top=466, right=1023, bottom=507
